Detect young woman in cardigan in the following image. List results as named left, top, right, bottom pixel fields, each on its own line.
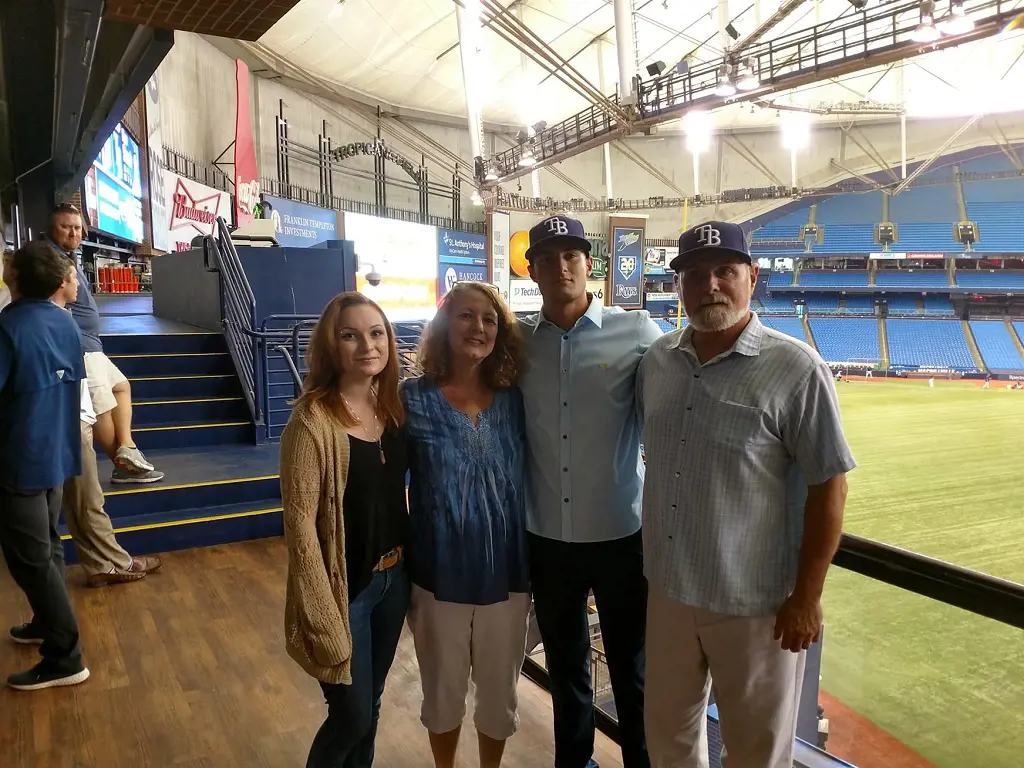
left=280, top=291, right=410, bottom=768
left=401, top=282, right=530, bottom=768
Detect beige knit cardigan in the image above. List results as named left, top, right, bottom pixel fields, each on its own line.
left=280, top=400, right=354, bottom=685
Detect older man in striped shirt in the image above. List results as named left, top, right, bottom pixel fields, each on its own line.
left=637, top=221, right=856, bottom=768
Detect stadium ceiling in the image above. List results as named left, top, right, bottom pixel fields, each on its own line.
left=257, top=0, right=1024, bottom=125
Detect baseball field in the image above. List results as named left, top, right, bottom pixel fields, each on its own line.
left=820, top=378, right=1024, bottom=767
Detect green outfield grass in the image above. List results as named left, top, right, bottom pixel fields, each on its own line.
left=821, top=378, right=1024, bottom=767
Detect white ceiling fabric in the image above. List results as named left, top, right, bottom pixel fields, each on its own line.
left=258, top=0, right=1024, bottom=129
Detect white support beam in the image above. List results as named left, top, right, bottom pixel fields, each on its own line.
left=597, top=42, right=614, bottom=198
left=456, top=0, right=486, bottom=162
left=613, top=0, right=636, bottom=105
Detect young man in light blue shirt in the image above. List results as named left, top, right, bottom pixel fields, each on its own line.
left=518, top=215, right=661, bottom=768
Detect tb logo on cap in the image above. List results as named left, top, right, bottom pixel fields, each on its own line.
left=546, top=218, right=569, bottom=235
left=695, top=224, right=721, bottom=247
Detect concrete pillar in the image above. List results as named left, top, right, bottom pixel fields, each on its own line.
left=597, top=43, right=615, bottom=198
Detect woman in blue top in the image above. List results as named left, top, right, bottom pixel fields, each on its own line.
left=401, top=281, right=529, bottom=768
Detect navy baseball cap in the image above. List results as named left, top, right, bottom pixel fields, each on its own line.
left=526, top=215, right=591, bottom=262
left=670, top=220, right=751, bottom=272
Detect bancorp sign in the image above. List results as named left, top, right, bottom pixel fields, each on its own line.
left=164, top=172, right=231, bottom=252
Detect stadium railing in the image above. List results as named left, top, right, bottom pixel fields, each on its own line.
left=521, top=533, right=1024, bottom=768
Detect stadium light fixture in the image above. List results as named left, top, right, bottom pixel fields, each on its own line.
left=518, top=147, right=537, bottom=167
left=911, top=1, right=941, bottom=42
left=471, top=190, right=483, bottom=206
left=683, top=111, right=714, bottom=154
left=735, top=59, right=760, bottom=92
left=938, top=1, right=974, bottom=34
left=780, top=111, right=811, bottom=150
left=484, top=160, right=499, bottom=181
left=714, top=64, right=737, bottom=98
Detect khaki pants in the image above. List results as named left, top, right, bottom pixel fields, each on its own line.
left=62, top=422, right=132, bottom=576
left=645, top=587, right=806, bottom=768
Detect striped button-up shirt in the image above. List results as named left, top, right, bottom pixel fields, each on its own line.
left=519, top=298, right=662, bottom=543
left=637, top=313, right=856, bottom=616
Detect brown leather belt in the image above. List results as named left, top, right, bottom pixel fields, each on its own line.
left=373, top=546, right=403, bottom=572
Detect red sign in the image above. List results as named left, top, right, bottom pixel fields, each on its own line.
left=165, top=174, right=230, bottom=252
left=233, top=59, right=259, bottom=227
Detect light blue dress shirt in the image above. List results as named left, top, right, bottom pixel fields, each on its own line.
left=519, top=297, right=662, bottom=543
left=638, top=314, right=857, bottom=615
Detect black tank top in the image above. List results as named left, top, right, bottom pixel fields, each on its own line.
left=342, top=425, right=410, bottom=599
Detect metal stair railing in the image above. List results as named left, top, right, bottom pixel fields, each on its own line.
left=203, top=218, right=261, bottom=426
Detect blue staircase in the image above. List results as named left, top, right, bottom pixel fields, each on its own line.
left=60, top=326, right=282, bottom=563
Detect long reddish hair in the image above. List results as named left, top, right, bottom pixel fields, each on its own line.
left=295, top=292, right=405, bottom=428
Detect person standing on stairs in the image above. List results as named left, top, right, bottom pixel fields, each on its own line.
left=51, top=263, right=164, bottom=587
left=280, top=292, right=411, bottom=768
left=0, top=242, right=90, bottom=691
left=42, top=203, right=162, bottom=484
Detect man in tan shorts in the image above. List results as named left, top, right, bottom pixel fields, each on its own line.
left=44, top=204, right=162, bottom=484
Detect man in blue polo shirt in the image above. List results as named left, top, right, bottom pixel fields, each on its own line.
left=0, top=241, right=90, bottom=691
left=519, top=215, right=661, bottom=768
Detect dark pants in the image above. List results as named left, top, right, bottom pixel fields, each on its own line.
left=0, top=486, right=82, bottom=671
left=306, top=560, right=410, bottom=768
left=529, top=530, right=649, bottom=768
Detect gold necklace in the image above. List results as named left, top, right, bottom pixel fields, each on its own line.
left=340, top=393, right=386, bottom=465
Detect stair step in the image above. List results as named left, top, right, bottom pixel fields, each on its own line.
left=108, top=352, right=235, bottom=378
left=129, top=374, right=241, bottom=400
left=61, top=501, right=283, bottom=563
left=101, top=332, right=226, bottom=356
left=133, top=396, right=250, bottom=425
left=132, top=420, right=255, bottom=451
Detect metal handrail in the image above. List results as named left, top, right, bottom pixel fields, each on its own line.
left=204, top=218, right=261, bottom=425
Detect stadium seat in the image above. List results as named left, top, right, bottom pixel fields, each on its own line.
left=768, top=271, right=796, bottom=288
left=809, top=318, right=880, bottom=364
left=759, top=295, right=796, bottom=314
left=955, top=271, right=1024, bottom=290
left=759, top=316, right=807, bottom=343
left=803, top=294, right=841, bottom=314
left=886, top=296, right=922, bottom=316
left=655, top=317, right=686, bottom=333
left=843, top=295, right=875, bottom=315
left=922, top=295, right=955, bottom=315
left=798, top=270, right=870, bottom=288
left=875, top=270, right=950, bottom=289
left=968, top=321, right=1024, bottom=370
left=886, top=320, right=977, bottom=371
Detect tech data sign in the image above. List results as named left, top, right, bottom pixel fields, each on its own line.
left=162, top=172, right=231, bottom=253
left=509, top=280, right=543, bottom=313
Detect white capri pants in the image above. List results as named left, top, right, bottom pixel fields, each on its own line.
left=408, top=585, right=532, bottom=740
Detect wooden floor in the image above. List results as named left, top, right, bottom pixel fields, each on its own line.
left=0, top=539, right=625, bottom=768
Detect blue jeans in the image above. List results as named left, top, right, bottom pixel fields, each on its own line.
left=306, top=561, right=411, bottom=768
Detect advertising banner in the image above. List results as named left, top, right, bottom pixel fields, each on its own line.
left=438, top=228, right=488, bottom=299
left=587, top=279, right=607, bottom=305
left=509, top=279, right=543, bottom=313
left=346, top=212, right=437, bottom=321
left=490, top=211, right=511, bottom=304
left=233, top=60, right=259, bottom=228
left=644, top=245, right=676, bottom=274
left=84, top=124, right=144, bottom=243
left=163, top=172, right=231, bottom=253
left=144, top=75, right=170, bottom=251
left=264, top=194, right=338, bottom=248
left=609, top=217, right=646, bottom=309
left=587, top=235, right=609, bottom=279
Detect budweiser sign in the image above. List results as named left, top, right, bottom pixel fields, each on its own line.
left=163, top=172, right=230, bottom=252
